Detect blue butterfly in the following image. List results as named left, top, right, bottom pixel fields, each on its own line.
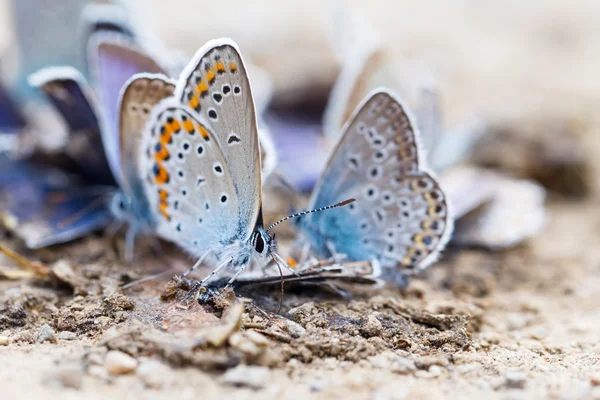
left=0, top=22, right=173, bottom=256
left=295, top=89, right=453, bottom=283
left=136, top=38, right=353, bottom=288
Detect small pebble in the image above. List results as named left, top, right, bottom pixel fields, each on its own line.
left=505, top=370, right=526, bottom=389
left=37, top=324, right=56, bottom=343
left=429, top=365, right=443, bottom=377
left=245, top=330, right=270, bottom=346
left=223, top=365, right=270, bottom=389
left=45, top=364, right=83, bottom=389
left=368, top=351, right=416, bottom=374
left=137, top=359, right=172, bottom=389
left=456, top=362, right=483, bottom=375
left=415, top=355, right=449, bottom=370
left=87, top=365, right=110, bottom=381
left=0, top=336, right=9, bottom=346
left=360, top=314, right=383, bottom=337
left=310, top=378, right=328, bottom=392
left=58, top=331, right=77, bottom=341
left=85, top=348, right=108, bottom=366
left=286, top=320, right=306, bottom=338
left=229, top=332, right=261, bottom=356
left=104, top=350, right=138, bottom=375
left=591, top=373, right=600, bottom=387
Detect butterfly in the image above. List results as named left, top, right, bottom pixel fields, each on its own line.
left=138, top=38, right=352, bottom=286
left=0, top=20, right=173, bottom=253
left=301, top=1, right=547, bottom=250
left=295, top=89, right=453, bottom=282
left=138, top=38, right=278, bottom=284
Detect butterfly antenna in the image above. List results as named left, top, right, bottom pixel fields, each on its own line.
left=266, top=198, right=356, bottom=232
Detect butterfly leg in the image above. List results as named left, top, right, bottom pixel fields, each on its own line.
left=224, top=263, right=247, bottom=289
left=105, top=220, right=124, bottom=237
left=200, top=256, right=232, bottom=284
left=273, top=253, right=301, bottom=276
left=325, top=240, right=347, bottom=263
left=124, top=227, right=137, bottom=263
left=181, top=250, right=212, bottom=278
left=299, top=243, right=312, bottom=264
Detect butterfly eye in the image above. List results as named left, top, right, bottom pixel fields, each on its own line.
left=253, top=232, right=265, bottom=253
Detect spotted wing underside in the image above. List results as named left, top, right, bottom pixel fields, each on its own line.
left=306, top=90, right=452, bottom=270
left=175, top=39, right=262, bottom=241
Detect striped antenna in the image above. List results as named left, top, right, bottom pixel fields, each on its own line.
left=266, top=198, right=355, bottom=232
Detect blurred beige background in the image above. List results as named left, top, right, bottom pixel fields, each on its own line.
left=1, top=0, right=600, bottom=124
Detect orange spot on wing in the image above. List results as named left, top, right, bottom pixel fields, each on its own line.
left=183, top=119, right=194, bottom=133
left=198, top=124, right=209, bottom=139
left=206, top=69, right=215, bottom=84
left=155, top=146, right=170, bottom=162
left=170, top=119, right=181, bottom=132
left=215, top=61, right=226, bottom=73
left=188, top=95, right=199, bottom=110
left=196, top=80, right=208, bottom=95
left=155, top=165, right=169, bottom=185
left=159, top=189, right=168, bottom=201
left=158, top=190, right=170, bottom=220
left=229, top=62, right=237, bottom=72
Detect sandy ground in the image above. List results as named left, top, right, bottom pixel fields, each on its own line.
left=1, top=1, right=600, bottom=399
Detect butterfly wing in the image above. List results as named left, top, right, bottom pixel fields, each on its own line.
left=305, top=89, right=452, bottom=270
left=0, top=81, right=27, bottom=135
left=88, top=31, right=169, bottom=186
left=444, top=167, right=547, bottom=249
left=118, top=73, right=175, bottom=199
left=27, top=66, right=113, bottom=184
left=0, top=81, right=27, bottom=157
left=175, top=38, right=262, bottom=240
left=0, top=160, right=112, bottom=248
left=139, top=98, right=240, bottom=253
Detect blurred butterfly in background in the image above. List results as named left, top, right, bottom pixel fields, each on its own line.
left=294, top=89, right=453, bottom=284
left=5, top=0, right=134, bottom=102
left=0, top=10, right=174, bottom=254
left=282, top=0, right=547, bottom=250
